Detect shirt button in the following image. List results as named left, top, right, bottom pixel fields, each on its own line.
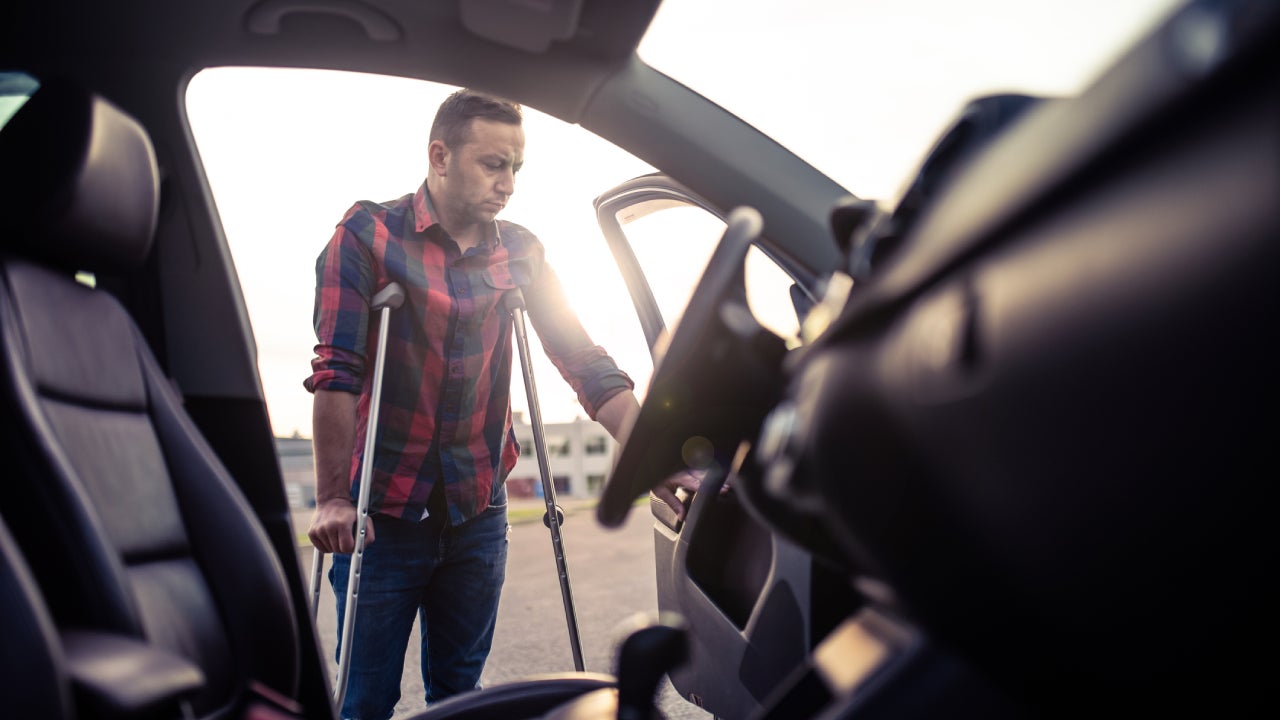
left=457, top=286, right=468, bottom=296
left=450, top=361, right=463, bottom=375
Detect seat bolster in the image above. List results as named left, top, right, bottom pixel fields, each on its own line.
left=138, top=332, right=301, bottom=700
left=0, top=517, right=73, bottom=719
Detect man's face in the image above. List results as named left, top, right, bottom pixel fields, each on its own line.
left=440, top=117, right=525, bottom=228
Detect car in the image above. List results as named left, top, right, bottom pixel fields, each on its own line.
left=1, top=1, right=1276, bottom=719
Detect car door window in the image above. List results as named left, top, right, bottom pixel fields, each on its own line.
left=604, top=197, right=802, bottom=356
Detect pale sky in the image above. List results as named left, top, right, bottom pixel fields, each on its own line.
left=185, top=0, right=1181, bottom=439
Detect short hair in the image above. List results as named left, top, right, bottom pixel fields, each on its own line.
left=430, top=88, right=522, bottom=149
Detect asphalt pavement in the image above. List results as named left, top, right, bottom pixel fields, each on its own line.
left=292, top=497, right=712, bottom=719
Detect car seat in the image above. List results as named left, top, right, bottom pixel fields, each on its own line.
left=0, top=79, right=301, bottom=719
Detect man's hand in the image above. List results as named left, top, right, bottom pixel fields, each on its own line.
left=652, top=468, right=727, bottom=522
left=596, top=391, right=730, bottom=521
left=308, top=498, right=373, bottom=554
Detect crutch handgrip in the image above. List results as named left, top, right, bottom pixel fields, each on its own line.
left=501, top=287, right=526, bottom=313
left=371, top=282, right=406, bottom=311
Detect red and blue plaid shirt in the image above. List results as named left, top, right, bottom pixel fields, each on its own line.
left=305, top=182, right=634, bottom=523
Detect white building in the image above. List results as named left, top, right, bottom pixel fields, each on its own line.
left=273, top=413, right=615, bottom=509
left=275, top=434, right=318, bottom=509
left=505, top=411, right=616, bottom=501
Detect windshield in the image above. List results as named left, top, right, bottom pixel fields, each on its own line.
left=638, top=0, right=1184, bottom=202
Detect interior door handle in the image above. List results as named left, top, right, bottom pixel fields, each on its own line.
left=650, top=488, right=693, bottom=532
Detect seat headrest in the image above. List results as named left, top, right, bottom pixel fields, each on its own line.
left=0, top=80, right=159, bottom=274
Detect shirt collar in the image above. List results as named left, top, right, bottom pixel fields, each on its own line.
left=414, top=181, right=501, bottom=252
left=413, top=181, right=435, bottom=233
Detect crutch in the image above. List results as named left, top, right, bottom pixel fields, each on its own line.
left=503, top=288, right=586, bottom=672
left=308, top=281, right=406, bottom=711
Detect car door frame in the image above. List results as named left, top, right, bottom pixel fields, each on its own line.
left=593, top=172, right=827, bottom=718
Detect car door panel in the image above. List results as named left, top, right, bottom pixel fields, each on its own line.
left=594, top=174, right=840, bottom=718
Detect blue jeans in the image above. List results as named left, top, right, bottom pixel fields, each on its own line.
left=329, top=485, right=509, bottom=720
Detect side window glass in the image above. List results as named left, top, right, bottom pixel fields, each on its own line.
left=745, top=247, right=803, bottom=347
left=616, top=203, right=801, bottom=349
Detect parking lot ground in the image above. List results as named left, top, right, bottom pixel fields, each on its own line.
left=290, top=496, right=710, bottom=719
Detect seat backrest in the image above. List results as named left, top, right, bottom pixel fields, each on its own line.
left=0, top=79, right=302, bottom=719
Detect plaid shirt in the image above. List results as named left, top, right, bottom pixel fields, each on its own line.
left=305, top=183, right=634, bottom=524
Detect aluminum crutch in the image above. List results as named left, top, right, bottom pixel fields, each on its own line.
left=503, top=287, right=586, bottom=672
left=307, top=281, right=406, bottom=711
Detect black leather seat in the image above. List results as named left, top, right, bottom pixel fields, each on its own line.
left=0, top=80, right=301, bottom=719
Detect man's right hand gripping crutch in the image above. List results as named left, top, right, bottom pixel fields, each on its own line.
left=307, top=281, right=405, bottom=712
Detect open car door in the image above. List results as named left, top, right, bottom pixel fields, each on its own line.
left=592, top=174, right=857, bottom=719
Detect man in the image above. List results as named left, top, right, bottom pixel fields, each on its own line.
left=305, top=88, right=642, bottom=719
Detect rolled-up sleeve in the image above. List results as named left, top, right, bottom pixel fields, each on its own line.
left=525, top=260, right=634, bottom=419
left=304, top=206, right=377, bottom=395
